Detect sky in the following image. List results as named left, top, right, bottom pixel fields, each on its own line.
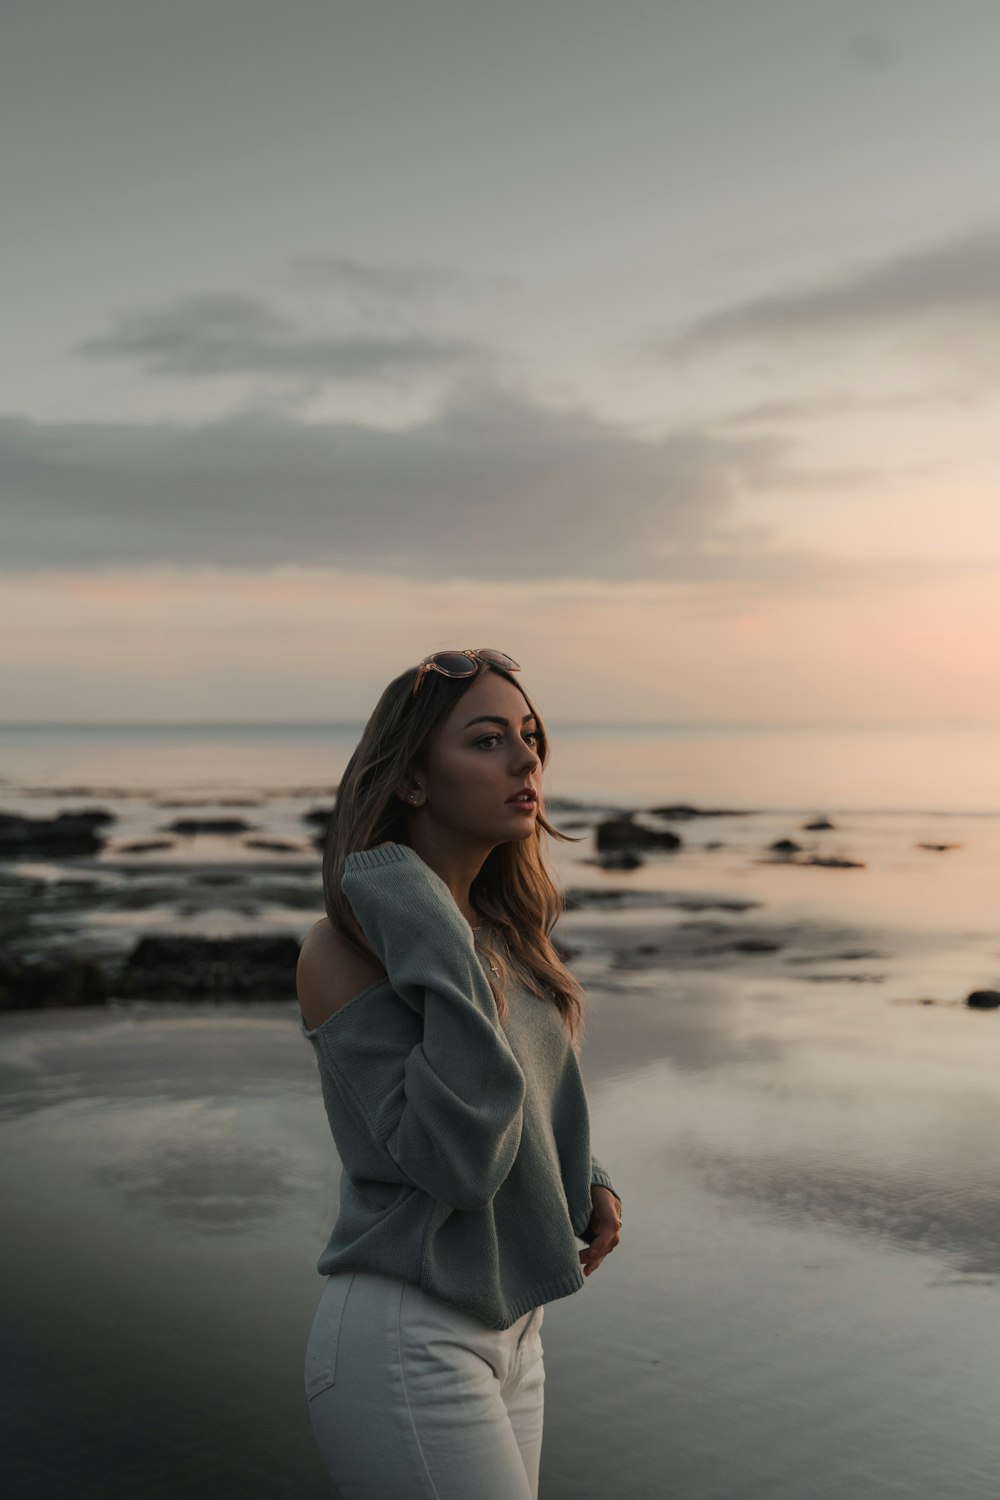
left=3, top=0, right=1000, bottom=725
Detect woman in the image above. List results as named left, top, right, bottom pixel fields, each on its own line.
left=297, top=647, right=623, bottom=1499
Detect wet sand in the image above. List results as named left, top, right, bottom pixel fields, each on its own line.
left=3, top=904, right=999, bottom=1498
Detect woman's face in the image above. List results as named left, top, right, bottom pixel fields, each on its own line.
left=410, top=670, right=543, bottom=846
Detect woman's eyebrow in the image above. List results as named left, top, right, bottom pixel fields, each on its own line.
left=463, top=713, right=537, bottom=728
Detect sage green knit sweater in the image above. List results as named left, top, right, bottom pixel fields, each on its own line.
left=300, top=841, right=620, bottom=1330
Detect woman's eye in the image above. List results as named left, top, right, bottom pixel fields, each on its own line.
left=475, top=730, right=542, bottom=750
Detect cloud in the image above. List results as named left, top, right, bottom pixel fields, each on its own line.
left=2, top=376, right=997, bottom=591
left=710, top=388, right=949, bottom=427
left=289, top=253, right=471, bottom=307
left=652, top=223, right=1000, bottom=359
left=75, top=291, right=481, bottom=383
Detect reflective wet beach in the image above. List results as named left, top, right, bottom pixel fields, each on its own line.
left=3, top=947, right=999, bottom=1497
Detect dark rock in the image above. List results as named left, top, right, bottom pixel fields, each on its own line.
left=966, top=990, right=1000, bottom=1010
left=564, top=887, right=760, bottom=913
left=804, top=856, right=866, bottom=869
left=757, top=852, right=865, bottom=868
left=802, top=817, right=836, bottom=830
left=0, top=811, right=108, bottom=858
left=244, top=838, right=301, bottom=852
left=303, top=807, right=334, bottom=828
left=916, top=842, right=961, bottom=852
left=769, top=838, right=802, bottom=854
left=648, top=804, right=751, bottom=819
left=805, top=973, right=885, bottom=983
left=117, top=839, right=176, bottom=853
left=157, top=797, right=261, bottom=808
left=160, top=818, right=258, bottom=835
left=120, top=934, right=300, bottom=1000
left=595, top=815, right=682, bottom=853
left=56, top=807, right=116, bottom=827
left=786, top=949, right=885, bottom=964
left=0, top=952, right=110, bottom=1010
left=593, top=850, right=644, bottom=870
left=545, top=797, right=623, bottom=814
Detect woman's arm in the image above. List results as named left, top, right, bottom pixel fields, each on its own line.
left=338, top=842, right=526, bottom=1211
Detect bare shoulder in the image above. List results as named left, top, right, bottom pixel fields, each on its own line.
left=297, top=917, right=388, bottom=1030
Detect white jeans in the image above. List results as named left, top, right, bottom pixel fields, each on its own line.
left=305, top=1269, right=546, bottom=1499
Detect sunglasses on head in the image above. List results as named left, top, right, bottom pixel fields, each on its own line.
left=410, top=648, right=521, bottom=699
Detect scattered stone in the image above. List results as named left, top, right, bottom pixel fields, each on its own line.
left=803, top=973, right=886, bottom=984
left=595, top=815, right=682, bottom=853
left=0, top=810, right=110, bottom=858
left=591, top=850, right=644, bottom=870
left=22, top=786, right=155, bottom=799
left=728, top=938, right=783, bottom=953
left=156, top=796, right=263, bottom=808
left=648, top=804, right=752, bottom=819
left=160, top=818, right=258, bottom=835
left=545, top=797, right=622, bottom=813
left=117, top=839, right=176, bottom=853
left=802, top=816, right=836, bottom=830
left=564, top=888, right=761, bottom=913
left=769, top=838, right=802, bottom=854
left=303, top=807, right=334, bottom=828
left=786, top=949, right=886, bottom=964
left=966, top=990, right=1000, bottom=1010
left=916, top=842, right=961, bottom=852
left=758, top=851, right=866, bottom=869
left=244, top=838, right=302, bottom=852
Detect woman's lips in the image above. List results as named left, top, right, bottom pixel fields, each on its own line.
left=506, top=795, right=537, bottom=813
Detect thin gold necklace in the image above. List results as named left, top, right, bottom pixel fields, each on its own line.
left=471, top=926, right=500, bottom=978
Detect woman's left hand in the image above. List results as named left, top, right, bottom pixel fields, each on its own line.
left=580, top=1185, right=622, bottom=1276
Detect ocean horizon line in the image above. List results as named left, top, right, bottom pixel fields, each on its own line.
left=4, top=719, right=1000, bottom=733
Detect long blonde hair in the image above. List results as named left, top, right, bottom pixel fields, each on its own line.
left=322, top=660, right=588, bottom=1049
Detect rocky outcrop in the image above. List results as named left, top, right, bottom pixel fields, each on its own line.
left=159, top=818, right=258, bottom=835
left=0, top=810, right=113, bottom=858
left=119, top=934, right=300, bottom=1000
left=595, top=815, right=682, bottom=853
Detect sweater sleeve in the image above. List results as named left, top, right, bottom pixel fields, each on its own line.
left=590, top=1153, right=621, bottom=1207
left=339, top=842, right=527, bottom=1212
